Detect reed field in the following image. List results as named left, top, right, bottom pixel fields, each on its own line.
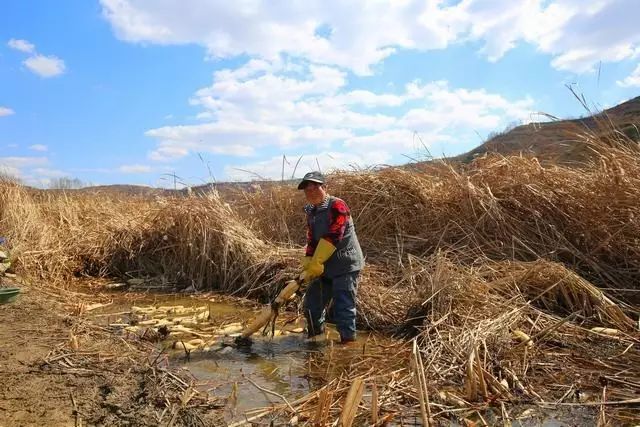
left=1, top=123, right=639, bottom=425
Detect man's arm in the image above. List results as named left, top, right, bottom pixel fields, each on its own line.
left=324, top=198, right=349, bottom=245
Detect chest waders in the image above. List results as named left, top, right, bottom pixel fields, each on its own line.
left=303, top=197, right=364, bottom=341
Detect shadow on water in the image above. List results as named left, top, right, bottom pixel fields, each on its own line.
left=184, top=335, right=314, bottom=418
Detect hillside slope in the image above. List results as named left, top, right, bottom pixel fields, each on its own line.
left=456, top=96, right=640, bottom=163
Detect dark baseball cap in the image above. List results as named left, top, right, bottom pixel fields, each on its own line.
left=297, top=171, right=325, bottom=189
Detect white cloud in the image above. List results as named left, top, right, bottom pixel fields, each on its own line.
left=148, top=143, right=191, bottom=162
left=28, top=144, right=48, bottom=152
left=0, top=156, right=48, bottom=169
left=101, top=0, right=640, bottom=74
left=400, top=81, right=534, bottom=132
left=143, top=59, right=533, bottom=174
left=0, top=158, right=78, bottom=187
left=24, top=54, right=66, bottom=78
left=534, top=0, right=640, bottom=72
left=72, top=167, right=113, bottom=174
left=7, top=39, right=67, bottom=78
left=336, top=90, right=405, bottom=108
left=617, top=64, right=640, bottom=87
left=436, top=0, right=640, bottom=72
left=119, top=164, right=152, bottom=173
left=0, top=107, right=15, bottom=117
left=146, top=60, right=375, bottom=161
left=344, top=129, right=441, bottom=153
left=454, top=0, right=541, bottom=62
left=19, top=175, right=56, bottom=188
left=19, top=167, right=80, bottom=188
left=7, top=38, right=35, bottom=53
left=0, top=165, right=21, bottom=178
left=31, top=168, right=68, bottom=178
left=101, top=0, right=462, bottom=75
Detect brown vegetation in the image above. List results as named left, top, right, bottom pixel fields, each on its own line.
left=1, top=119, right=639, bottom=424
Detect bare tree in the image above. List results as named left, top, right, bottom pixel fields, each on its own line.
left=49, top=177, right=84, bottom=190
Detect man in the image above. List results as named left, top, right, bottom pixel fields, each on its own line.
left=297, top=171, right=364, bottom=344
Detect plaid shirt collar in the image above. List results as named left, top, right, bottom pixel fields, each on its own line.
left=304, top=195, right=330, bottom=214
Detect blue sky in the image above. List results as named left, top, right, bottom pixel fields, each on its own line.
left=1, top=0, right=639, bottom=187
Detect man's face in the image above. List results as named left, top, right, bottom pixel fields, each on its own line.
left=303, top=182, right=326, bottom=204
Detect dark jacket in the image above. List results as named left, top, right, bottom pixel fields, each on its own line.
left=305, top=196, right=364, bottom=278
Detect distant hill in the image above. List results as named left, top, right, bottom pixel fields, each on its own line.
left=72, top=180, right=300, bottom=198
left=74, top=184, right=171, bottom=197
left=455, top=96, right=640, bottom=164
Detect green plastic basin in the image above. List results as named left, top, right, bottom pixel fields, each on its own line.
left=0, top=287, right=20, bottom=304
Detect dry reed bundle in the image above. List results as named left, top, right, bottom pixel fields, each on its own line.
left=224, top=124, right=640, bottom=297
left=92, top=192, right=306, bottom=297
left=0, top=182, right=88, bottom=279
left=331, top=149, right=640, bottom=292
left=0, top=183, right=158, bottom=282
left=225, top=184, right=307, bottom=247
left=394, top=254, right=524, bottom=392
left=480, top=260, right=636, bottom=331
left=355, top=273, right=411, bottom=332
left=256, top=251, right=638, bottom=424
left=0, top=185, right=297, bottom=296
left=101, top=193, right=280, bottom=293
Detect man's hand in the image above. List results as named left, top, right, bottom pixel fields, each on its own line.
left=300, top=261, right=324, bottom=283
left=300, top=256, right=312, bottom=269
left=300, top=238, right=336, bottom=283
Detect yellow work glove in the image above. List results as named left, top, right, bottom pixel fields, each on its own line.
left=300, top=256, right=312, bottom=269
left=301, top=238, right=336, bottom=283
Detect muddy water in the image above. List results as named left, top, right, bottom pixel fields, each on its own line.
left=92, top=292, right=377, bottom=423
left=188, top=335, right=312, bottom=418
left=91, top=291, right=599, bottom=426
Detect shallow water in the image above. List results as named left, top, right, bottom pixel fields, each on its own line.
left=93, top=290, right=377, bottom=423
left=183, top=323, right=375, bottom=421
left=186, top=335, right=314, bottom=420
left=93, top=290, right=604, bottom=426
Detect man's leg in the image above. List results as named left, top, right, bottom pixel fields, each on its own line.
left=303, top=277, right=332, bottom=337
left=331, top=271, right=359, bottom=342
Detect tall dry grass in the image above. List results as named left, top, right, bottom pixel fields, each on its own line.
left=225, top=183, right=307, bottom=247
left=0, top=186, right=293, bottom=297
left=232, top=128, right=640, bottom=297
left=0, top=121, right=638, bottom=321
